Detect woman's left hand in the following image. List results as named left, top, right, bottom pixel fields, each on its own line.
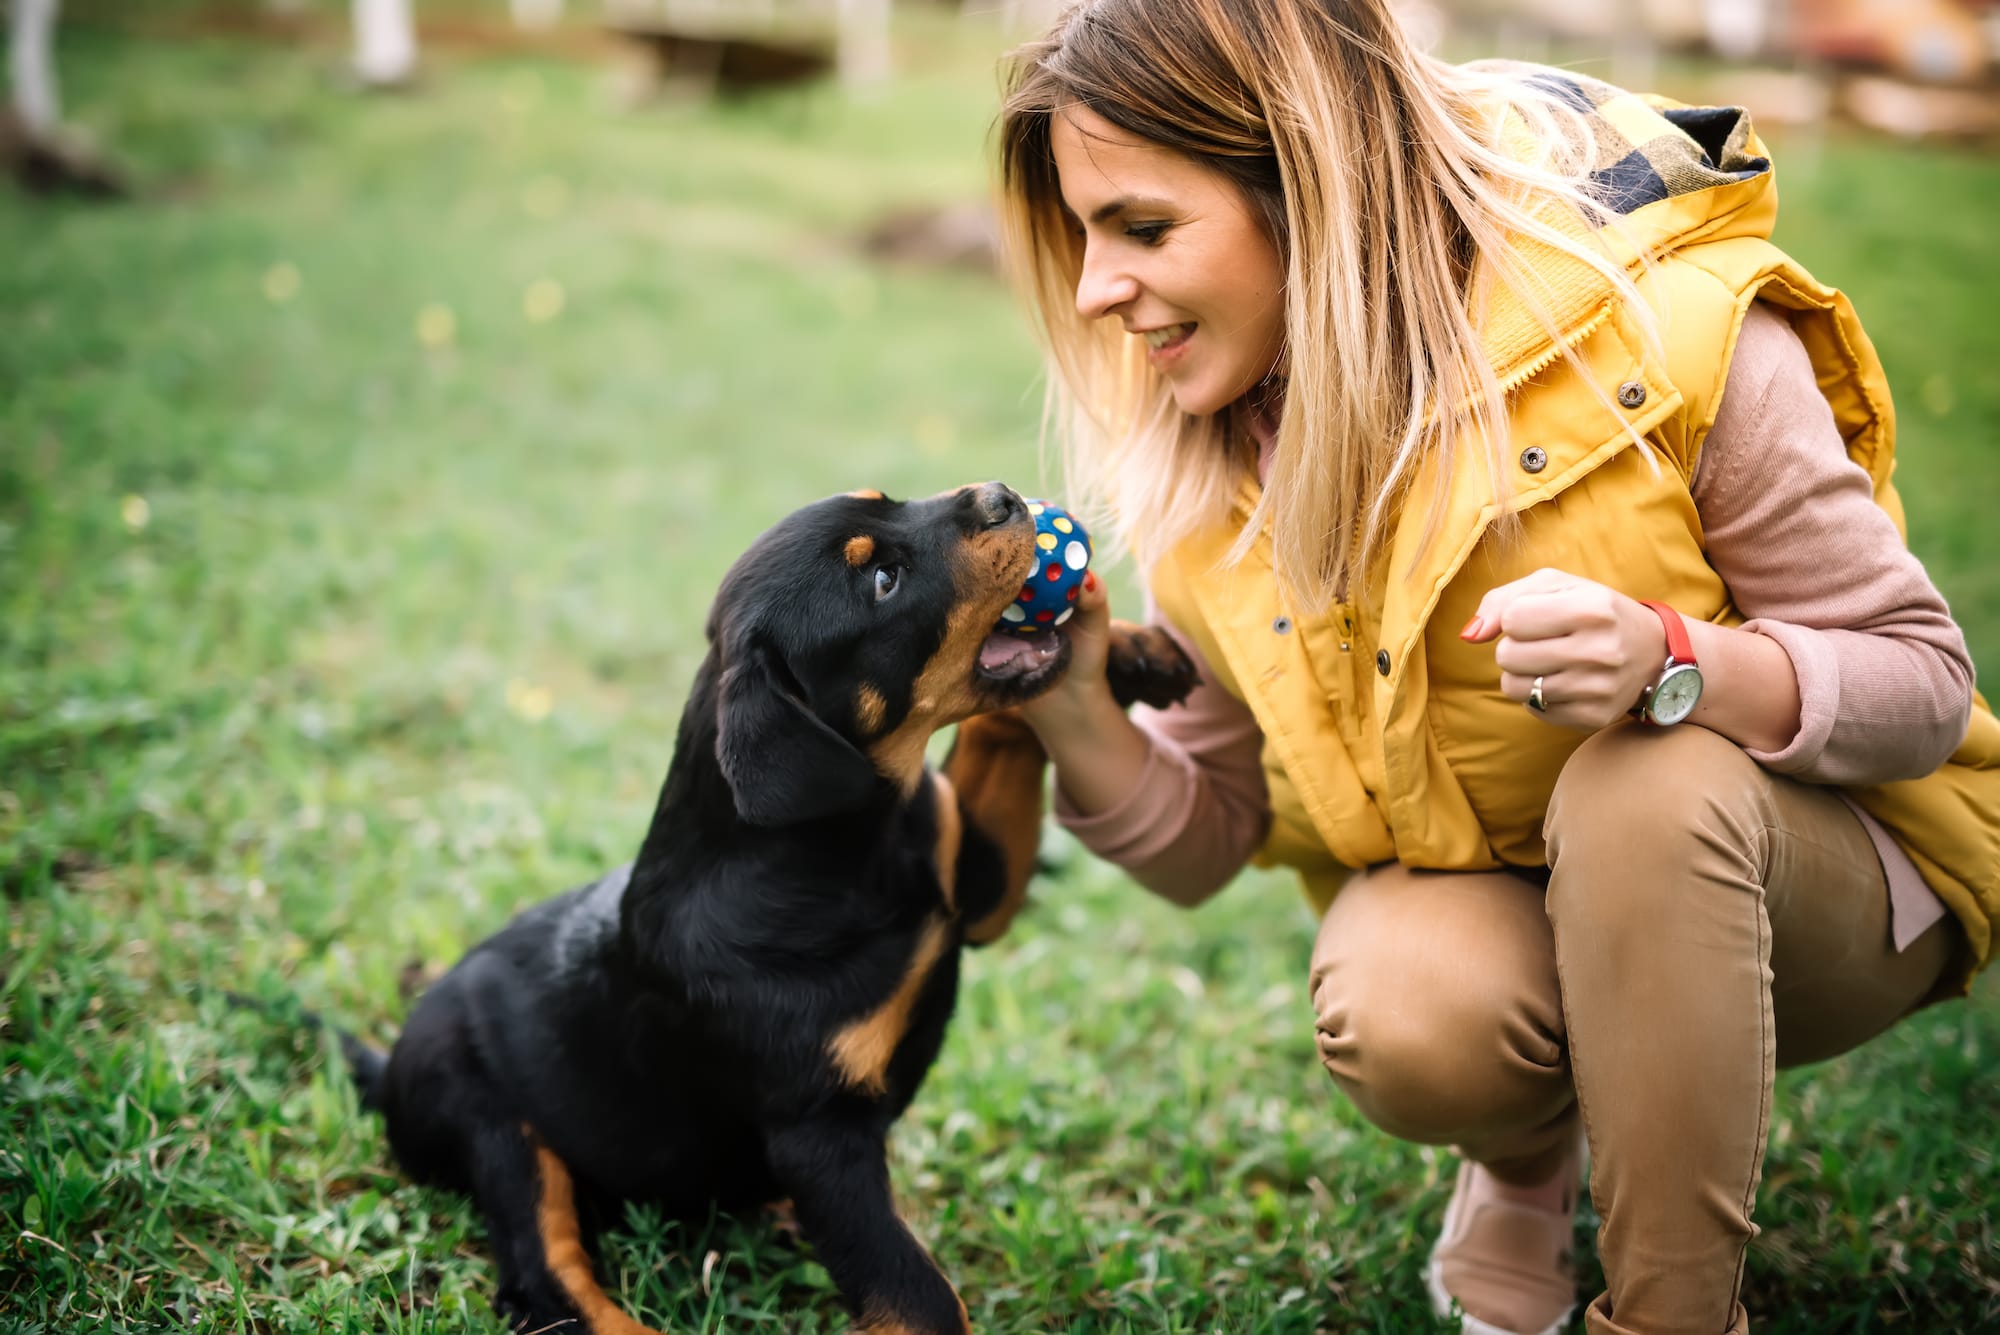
left=1460, top=568, right=1668, bottom=730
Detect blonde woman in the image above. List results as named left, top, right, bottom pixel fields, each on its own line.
left=994, top=2, right=1999, bottom=1332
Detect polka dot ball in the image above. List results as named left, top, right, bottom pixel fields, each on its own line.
left=996, top=499, right=1092, bottom=636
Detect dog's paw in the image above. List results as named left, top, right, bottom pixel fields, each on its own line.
left=1105, top=621, right=1202, bottom=711
left=491, top=1299, right=561, bottom=1334
left=493, top=1279, right=582, bottom=1333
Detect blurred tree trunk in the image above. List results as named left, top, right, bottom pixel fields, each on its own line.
left=4, top=0, right=122, bottom=195
left=353, top=0, right=417, bottom=87
left=10, top=0, right=60, bottom=137
left=838, top=0, right=889, bottom=87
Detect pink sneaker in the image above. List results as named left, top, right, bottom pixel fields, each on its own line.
left=1424, top=1145, right=1582, bottom=1335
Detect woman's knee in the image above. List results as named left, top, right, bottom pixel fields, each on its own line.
left=1316, top=1003, right=1531, bottom=1144
left=1544, top=725, right=1786, bottom=979
left=1547, top=725, right=1771, bottom=884
left=1309, top=874, right=1569, bottom=1145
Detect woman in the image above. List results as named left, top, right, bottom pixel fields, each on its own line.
left=993, top=2, right=1999, bottom=1332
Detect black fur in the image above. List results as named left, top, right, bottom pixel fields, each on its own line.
left=344, top=484, right=1196, bottom=1335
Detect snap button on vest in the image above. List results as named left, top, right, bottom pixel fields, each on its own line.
left=1618, top=380, right=1647, bottom=409
left=1520, top=445, right=1548, bottom=474
left=1273, top=616, right=1292, bottom=634
left=1375, top=649, right=1391, bottom=676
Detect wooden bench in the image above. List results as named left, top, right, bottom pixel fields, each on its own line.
left=603, top=13, right=837, bottom=98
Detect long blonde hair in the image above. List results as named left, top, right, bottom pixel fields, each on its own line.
left=997, top=0, right=1657, bottom=610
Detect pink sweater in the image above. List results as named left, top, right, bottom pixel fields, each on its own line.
left=1058, top=304, right=1974, bottom=950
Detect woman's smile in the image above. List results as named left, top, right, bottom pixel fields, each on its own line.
left=1140, top=321, right=1196, bottom=364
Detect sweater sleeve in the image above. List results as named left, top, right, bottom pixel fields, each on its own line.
left=1693, top=302, right=1975, bottom=785
left=1053, top=605, right=1272, bottom=906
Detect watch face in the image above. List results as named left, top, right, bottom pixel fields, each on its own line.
left=1650, top=665, right=1703, bottom=726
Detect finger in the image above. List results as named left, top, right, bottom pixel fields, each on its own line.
left=1052, top=572, right=1112, bottom=665
left=1499, top=667, right=1592, bottom=703
left=1493, top=632, right=1592, bottom=678
left=1065, top=570, right=1112, bottom=634
left=1500, top=670, right=1623, bottom=730
left=1500, top=669, right=1577, bottom=727
left=1503, top=581, right=1639, bottom=645
left=1462, top=568, right=1580, bottom=643
left=1074, top=569, right=1109, bottom=615
left=1496, top=591, right=1602, bottom=643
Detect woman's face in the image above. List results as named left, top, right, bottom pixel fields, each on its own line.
left=1050, top=104, right=1287, bottom=418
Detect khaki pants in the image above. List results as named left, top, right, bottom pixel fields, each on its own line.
left=1308, top=724, right=1958, bottom=1335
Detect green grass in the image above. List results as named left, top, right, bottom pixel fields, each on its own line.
left=4, top=17, right=1997, bottom=1334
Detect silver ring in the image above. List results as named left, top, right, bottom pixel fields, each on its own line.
left=1527, top=676, right=1548, bottom=713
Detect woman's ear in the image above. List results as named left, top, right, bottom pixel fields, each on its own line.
left=714, top=641, right=879, bottom=827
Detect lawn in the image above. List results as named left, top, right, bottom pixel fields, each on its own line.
left=3, top=13, right=1996, bottom=1334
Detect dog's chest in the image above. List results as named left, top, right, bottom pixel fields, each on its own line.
left=822, top=908, right=961, bottom=1102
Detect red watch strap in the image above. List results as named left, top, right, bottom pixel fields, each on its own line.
left=1638, top=599, right=1696, bottom=665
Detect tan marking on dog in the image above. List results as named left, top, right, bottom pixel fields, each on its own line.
left=854, top=1292, right=972, bottom=1335
left=848, top=488, right=885, bottom=501
left=867, top=518, right=1038, bottom=794
left=866, top=598, right=989, bottom=793
left=856, top=683, right=887, bottom=735
left=532, top=1139, right=667, bottom=1335
left=845, top=534, right=877, bottom=567
left=944, top=710, right=1048, bottom=945
left=828, top=916, right=951, bottom=1096
left=930, top=772, right=962, bottom=913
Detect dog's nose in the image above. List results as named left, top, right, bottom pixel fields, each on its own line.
left=971, top=482, right=1024, bottom=529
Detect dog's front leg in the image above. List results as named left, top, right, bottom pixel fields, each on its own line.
left=940, top=709, right=1046, bottom=946
left=764, top=1115, right=972, bottom=1334
left=943, top=623, right=1201, bottom=945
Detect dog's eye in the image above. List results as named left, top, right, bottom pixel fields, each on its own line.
left=873, top=565, right=901, bottom=601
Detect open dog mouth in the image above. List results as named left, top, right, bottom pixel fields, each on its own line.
left=973, top=626, right=1072, bottom=697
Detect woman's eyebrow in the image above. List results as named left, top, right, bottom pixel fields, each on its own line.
left=1088, top=196, right=1177, bottom=224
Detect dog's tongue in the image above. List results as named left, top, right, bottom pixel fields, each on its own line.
left=978, top=630, right=1059, bottom=673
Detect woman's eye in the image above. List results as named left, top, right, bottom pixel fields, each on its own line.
left=1125, top=222, right=1171, bottom=245
left=874, top=566, right=901, bottom=601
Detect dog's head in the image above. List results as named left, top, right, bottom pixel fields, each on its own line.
left=706, top=483, right=1070, bottom=827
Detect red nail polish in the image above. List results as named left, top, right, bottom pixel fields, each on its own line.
left=1084, top=572, right=1098, bottom=592
left=1460, top=616, right=1482, bottom=640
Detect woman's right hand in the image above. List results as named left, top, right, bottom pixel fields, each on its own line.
left=1013, top=570, right=1166, bottom=819
left=1018, top=570, right=1117, bottom=734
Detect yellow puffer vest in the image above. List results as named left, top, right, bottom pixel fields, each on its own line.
left=1148, top=78, right=1999, bottom=990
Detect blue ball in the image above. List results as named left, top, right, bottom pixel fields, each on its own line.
left=997, top=499, right=1091, bottom=636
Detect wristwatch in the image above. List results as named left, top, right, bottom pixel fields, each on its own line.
left=1631, top=599, right=1703, bottom=727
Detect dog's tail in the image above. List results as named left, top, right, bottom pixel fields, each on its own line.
left=223, top=990, right=391, bottom=1113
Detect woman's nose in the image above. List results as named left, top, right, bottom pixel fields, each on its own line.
left=1074, top=246, right=1139, bottom=321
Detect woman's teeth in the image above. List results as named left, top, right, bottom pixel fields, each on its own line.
left=1143, top=323, right=1194, bottom=350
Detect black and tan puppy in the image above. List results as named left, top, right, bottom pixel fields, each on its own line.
left=345, top=483, right=1196, bottom=1335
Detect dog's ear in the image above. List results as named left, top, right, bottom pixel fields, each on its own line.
left=715, top=643, right=879, bottom=826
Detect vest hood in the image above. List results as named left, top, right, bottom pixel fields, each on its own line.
left=1470, top=63, right=1779, bottom=391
